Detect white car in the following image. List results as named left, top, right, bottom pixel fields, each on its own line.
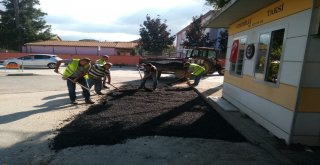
left=3, top=54, right=62, bottom=69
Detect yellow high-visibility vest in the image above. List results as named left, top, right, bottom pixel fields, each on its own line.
left=189, top=63, right=205, bottom=76
left=96, top=58, right=106, bottom=65
left=63, top=59, right=90, bottom=79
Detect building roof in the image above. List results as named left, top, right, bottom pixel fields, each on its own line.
left=204, top=0, right=277, bottom=28
left=114, top=42, right=139, bottom=49
left=24, top=41, right=138, bottom=49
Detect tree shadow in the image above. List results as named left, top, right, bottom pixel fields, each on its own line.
left=0, top=97, right=74, bottom=124
left=41, top=92, right=81, bottom=100
left=0, top=130, right=54, bottom=164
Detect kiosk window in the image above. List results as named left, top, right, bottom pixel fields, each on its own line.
left=255, top=29, right=285, bottom=84
left=230, top=37, right=247, bottom=75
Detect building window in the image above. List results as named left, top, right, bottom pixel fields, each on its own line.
left=230, top=37, right=247, bottom=75
left=255, top=29, right=285, bottom=84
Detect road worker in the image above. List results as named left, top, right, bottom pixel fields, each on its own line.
left=183, top=62, right=205, bottom=86
left=88, top=62, right=112, bottom=95
left=96, top=55, right=110, bottom=88
left=138, top=63, right=158, bottom=90
left=55, top=58, right=94, bottom=104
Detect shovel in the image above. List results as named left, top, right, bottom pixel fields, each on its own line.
left=56, top=72, right=91, bottom=91
left=137, top=66, right=143, bottom=80
left=108, top=83, right=120, bottom=91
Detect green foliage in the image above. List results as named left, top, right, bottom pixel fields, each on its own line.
left=0, top=0, right=53, bottom=51
left=139, top=15, right=175, bottom=55
left=266, top=41, right=282, bottom=83
left=217, top=29, right=228, bottom=53
left=270, top=41, right=282, bottom=61
left=182, top=16, right=215, bottom=48
left=205, top=0, right=231, bottom=9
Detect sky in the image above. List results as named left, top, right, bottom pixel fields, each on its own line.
left=37, top=0, right=212, bottom=41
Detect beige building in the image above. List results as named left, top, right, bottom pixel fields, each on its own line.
left=205, top=0, right=320, bottom=146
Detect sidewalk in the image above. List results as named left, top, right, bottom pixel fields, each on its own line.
left=190, top=74, right=320, bottom=165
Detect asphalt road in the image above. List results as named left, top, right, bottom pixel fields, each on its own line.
left=0, top=67, right=149, bottom=164
left=0, top=68, right=277, bottom=165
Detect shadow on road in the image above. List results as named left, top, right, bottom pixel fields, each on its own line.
left=0, top=97, right=73, bottom=124
left=0, top=130, right=54, bottom=165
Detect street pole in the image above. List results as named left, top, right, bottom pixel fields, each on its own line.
left=13, top=0, right=20, bottom=25
left=97, top=46, right=101, bottom=56
left=13, top=0, right=22, bottom=51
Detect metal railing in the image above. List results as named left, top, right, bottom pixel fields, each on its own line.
left=4, top=61, right=24, bottom=72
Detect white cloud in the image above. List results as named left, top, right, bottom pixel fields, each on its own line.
left=9, top=0, right=212, bottom=41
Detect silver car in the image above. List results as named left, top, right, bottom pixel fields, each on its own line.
left=3, top=54, right=62, bottom=69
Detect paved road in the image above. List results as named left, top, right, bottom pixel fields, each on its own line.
left=0, top=67, right=146, bottom=164
left=0, top=67, right=183, bottom=164
left=0, top=68, right=280, bottom=165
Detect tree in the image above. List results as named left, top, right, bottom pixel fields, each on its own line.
left=182, top=16, right=215, bottom=48
left=217, top=29, right=228, bottom=53
left=205, top=0, right=230, bottom=9
left=0, top=0, right=53, bottom=51
left=139, top=15, right=175, bottom=55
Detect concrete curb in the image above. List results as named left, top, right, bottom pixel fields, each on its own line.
left=192, top=86, right=295, bottom=165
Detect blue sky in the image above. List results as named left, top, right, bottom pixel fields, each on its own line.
left=1, top=0, right=212, bottom=41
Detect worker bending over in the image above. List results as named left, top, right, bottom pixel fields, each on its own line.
left=183, top=62, right=205, bottom=86
left=96, top=55, right=110, bottom=88
left=138, top=63, right=158, bottom=90
left=55, top=58, right=95, bottom=104
left=88, top=62, right=112, bottom=95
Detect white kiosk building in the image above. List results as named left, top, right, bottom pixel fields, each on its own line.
left=205, top=0, right=320, bottom=145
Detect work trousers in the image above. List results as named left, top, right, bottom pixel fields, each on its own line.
left=88, top=77, right=102, bottom=93
left=193, top=71, right=204, bottom=85
left=102, top=75, right=107, bottom=86
left=67, top=77, right=90, bottom=102
left=140, top=72, right=158, bottom=89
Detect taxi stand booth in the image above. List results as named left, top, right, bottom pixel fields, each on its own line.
left=205, top=0, right=320, bottom=146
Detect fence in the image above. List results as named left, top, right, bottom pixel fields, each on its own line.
left=0, top=53, right=141, bottom=66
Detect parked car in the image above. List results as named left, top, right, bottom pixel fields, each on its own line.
left=3, top=54, right=62, bottom=69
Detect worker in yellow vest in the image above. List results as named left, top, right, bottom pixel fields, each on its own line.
left=55, top=58, right=94, bottom=104
left=183, top=62, right=205, bottom=86
left=96, top=55, right=109, bottom=88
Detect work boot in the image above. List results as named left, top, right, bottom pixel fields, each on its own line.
left=85, top=99, right=95, bottom=104
left=96, top=92, right=104, bottom=95
left=71, top=100, right=78, bottom=105
left=192, top=83, right=198, bottom=87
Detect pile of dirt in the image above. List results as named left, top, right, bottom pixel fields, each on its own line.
left=51, top=86, right=246, bottom=150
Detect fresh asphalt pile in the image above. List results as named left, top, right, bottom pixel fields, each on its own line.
left=51, top=85, right=246, bottom=150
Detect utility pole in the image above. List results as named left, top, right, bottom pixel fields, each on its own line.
left=13, top=0, right=20, bottom=25
left=13, top=0, right=22, bottom=50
